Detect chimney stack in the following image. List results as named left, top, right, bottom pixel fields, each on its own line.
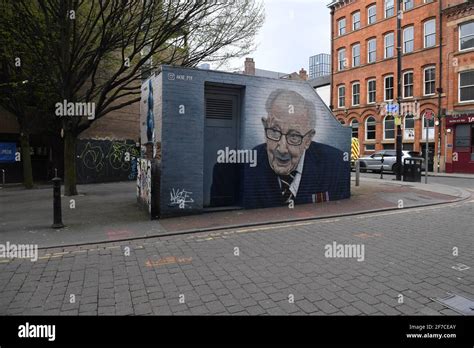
left=299, top=68, right=308, bottom=81
left=244, top=58, right=255, bottom=75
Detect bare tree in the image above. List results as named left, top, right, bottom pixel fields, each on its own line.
left=4, top=0, right=264, bottom=195
left=0, top=1, right=60, bottom=188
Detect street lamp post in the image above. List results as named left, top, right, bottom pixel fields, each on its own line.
left=395, top=0, right=403, bottom=181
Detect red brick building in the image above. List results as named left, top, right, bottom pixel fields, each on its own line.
left=329, top=0, right=473, bottom=173
left=443, top=1, right=474, bottom=173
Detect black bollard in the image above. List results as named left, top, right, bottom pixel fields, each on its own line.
left=380, top=155, right=384, bottom=179
left=52, top=177, right=64, bottom=228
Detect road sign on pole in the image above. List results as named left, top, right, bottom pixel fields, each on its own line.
left=394, top=115, right=402, bottom=126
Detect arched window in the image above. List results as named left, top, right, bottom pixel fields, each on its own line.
left=384, top=115, right=395, bottom=140
left=422, top=111, right=435, bottom=141
left=365, top=116, right=376, bottom=140
left=404, top=114, right=415, bottom=140
left=351, top=119, right=359, bottom=138
left=339, top=119, right=345, bottom=125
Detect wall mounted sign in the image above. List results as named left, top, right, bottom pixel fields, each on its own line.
left=0, top=142, right=16, bottom=163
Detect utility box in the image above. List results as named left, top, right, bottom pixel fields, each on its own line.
left=137, top=65, right=352, bottom=218
left=403, top=158, right=422, bottom=182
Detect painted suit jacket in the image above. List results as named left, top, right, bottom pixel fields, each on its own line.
left=242, top=141, right=350, bottom=209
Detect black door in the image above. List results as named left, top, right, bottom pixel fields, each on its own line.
left=203, top=86, right=241, bottom=207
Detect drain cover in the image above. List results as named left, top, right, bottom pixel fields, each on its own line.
left=433, top=293, right=474, bottom=315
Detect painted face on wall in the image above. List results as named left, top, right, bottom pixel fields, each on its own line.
left=262, top=91, right=315, bottom=176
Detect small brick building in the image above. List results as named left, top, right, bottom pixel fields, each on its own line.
left=137, top=65, right=352, bottom=218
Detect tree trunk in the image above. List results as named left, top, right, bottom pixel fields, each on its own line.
left=19, top=132, right=34, bottom=189
left=63, top=130, right=78, bottom=196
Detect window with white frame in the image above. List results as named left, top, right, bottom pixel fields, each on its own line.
left=367, top=79, right=376, bottom=103
left=422, top=112, right=435, bottom=140
left=384, top=33, right=394, bottom=58
left=424, top=19, right=436, bottom=48
left=338, top=18, right=346, bottom=36
left=352, top=11, right=361, bottom=30
left=403, top=26, right=414, bottom=53
left=384, top=115, right=395, bottom=139
left=424, top=66, right=436, bottom=96
left=403, top=71, right=414, bottom=98
left=459, top=21, right=474, bottom=51
left=404, top=0, right=414, bottom=11
left=365, top=144, right=376, bottom=151
left=368, top=5, right=377, bottom=24
left=384, top=75, right=394, bottom=101
left=352, top=82, right=360, bottom=106
left=368, top=38, right=376, bottom=63
left=459, top=70, right=474, bottom=102
left=338, top=85, right=346, bottom=108
left=404, top=114, right=415, bottom=140
left=338, top=48, right=346, bottom=71
left=351, top=119, right=359, bottom=138
left=385, top=0, right=394, bottom=18
left=352, top=44, right=360, bottom=67
left=365, top=116, right=376, bottom=140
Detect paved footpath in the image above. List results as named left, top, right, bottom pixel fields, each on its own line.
left=0, top=194, right=472, bottom=315
left=0, top=178, right=469, bottom=248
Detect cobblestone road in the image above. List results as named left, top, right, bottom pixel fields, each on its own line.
left=0, top=197, right=472, bottom=315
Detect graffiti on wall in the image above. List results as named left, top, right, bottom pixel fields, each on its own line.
left=76, top=139, right=139, bottom=184
left=147, top=79, right=155, bottom=144
left=169, top=188, right=194, bottom=209
left=211, top=89, right=350, bottom=209
left=137, top=158, right=152, bottom=213
left=128, top=157, right=138, bottom=180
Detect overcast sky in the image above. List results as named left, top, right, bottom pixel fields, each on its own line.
left=226, top=0, right=332, bottom=74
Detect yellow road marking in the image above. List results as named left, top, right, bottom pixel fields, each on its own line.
left=52, top=252, right=68, bottom=256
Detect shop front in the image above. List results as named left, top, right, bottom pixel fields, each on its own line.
left=445, top=112, right=474, bottom=174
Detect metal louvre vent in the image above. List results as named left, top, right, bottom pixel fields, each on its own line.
left=206, top=98, right=233, bottom=119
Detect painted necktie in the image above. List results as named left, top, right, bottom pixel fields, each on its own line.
left=279, top=171, right=297, bottom=204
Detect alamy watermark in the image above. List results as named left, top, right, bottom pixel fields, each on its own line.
left=0, top=242, right=38, bottom=262
left=217, top=147, right=257, bottom=167
left=55, top=100, right=95, bottom=120
left=324, top=241, right=365, bottom=262
left=18, top=322, right=55, bottom=341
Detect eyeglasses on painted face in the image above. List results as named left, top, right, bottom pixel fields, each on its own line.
left=265, top=128, right=313, bottom=146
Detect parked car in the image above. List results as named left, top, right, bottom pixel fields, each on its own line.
left=357, top=150, right=425, bottom=173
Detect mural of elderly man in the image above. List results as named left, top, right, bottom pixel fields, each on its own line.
left=243, top=89, right=350, bottom=208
